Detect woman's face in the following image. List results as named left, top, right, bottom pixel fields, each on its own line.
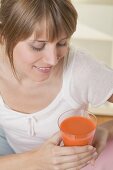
left=13, top=31, right=69, bottom=83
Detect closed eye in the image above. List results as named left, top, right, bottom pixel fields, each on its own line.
left=57, top=38, right=69, bottom=47
left=30, top=43, right=46, bottom=52
left=58, top=42, right=67, bottom=47
left=31, top=46, right=44, bottom=51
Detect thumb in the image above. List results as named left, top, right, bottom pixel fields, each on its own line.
left=48, top=132, right=62, bottom=145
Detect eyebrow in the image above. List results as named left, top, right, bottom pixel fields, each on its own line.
left=30, top=37, right=68, bottom=43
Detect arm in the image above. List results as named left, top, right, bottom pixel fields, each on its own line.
left=102, top=95, right=113, bottom=138
left=99, top=94, right=113, bottom=140
left=91, top=94, right=113, bottom=156
left=0, top=151, right=36, bottom=170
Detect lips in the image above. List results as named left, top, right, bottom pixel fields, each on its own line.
left=33, top=66, right=52, bottom=73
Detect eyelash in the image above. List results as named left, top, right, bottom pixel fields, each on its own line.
left=58, top=42, right=67, bottom=47
left=31, top=46, right=44, bottom=52
left=31, top=42, right=67, bottom=52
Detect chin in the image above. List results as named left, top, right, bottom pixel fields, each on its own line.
left=31, top=75, right=50, bottom=83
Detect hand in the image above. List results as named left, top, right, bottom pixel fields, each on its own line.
left=30, top=132, right=97, bottom=170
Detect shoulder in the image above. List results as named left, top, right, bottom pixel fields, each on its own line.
left=68, top=46, right=99, bottom=78
left=69, top=46, right=113, bottom=76
left=68, top=46, right=97, bottom=68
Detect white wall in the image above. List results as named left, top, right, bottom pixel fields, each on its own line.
left=74, top=4, right=113, bottom=36
left=76, top=0, right=113, bottom=5
left=71, top=2, right=113, bottom=68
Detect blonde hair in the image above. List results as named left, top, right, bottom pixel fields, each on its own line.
left=0, top=0, right=77, bottom=70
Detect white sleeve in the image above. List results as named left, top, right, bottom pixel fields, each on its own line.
left=69, top=49, right=113, bottom=107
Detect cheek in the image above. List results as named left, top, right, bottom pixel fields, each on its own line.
left=60, top=47, right=69, bottom=57
left=13, top=46, right=37, bottom=64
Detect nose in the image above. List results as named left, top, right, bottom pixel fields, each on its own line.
left=43, top=46, right=59, bottom=65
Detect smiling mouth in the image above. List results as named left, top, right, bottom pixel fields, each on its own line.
left=33, top=66, right=52, bottom=73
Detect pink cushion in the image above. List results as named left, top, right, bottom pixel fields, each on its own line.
left=82, top=139, right=113, bottom=170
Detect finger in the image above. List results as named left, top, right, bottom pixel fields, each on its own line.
left=88, top=152, right=98, bottom=166
left=53, top=163, right=89, bottom=170
left=58, top=162, right=88, bottom=170
left=55, top=148, right=96, bottom=164
left=54, top=152, right=98, bottom=169
left=68, top=162, right=89, bottom=170
left=57, top=153, right=96, bottom=170
left=90, top=159, right=96, bottom=166
left=55, top=145, right=94, bottom=156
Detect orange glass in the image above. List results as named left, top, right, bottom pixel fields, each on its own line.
left=58, top=109, right=97, bottom=146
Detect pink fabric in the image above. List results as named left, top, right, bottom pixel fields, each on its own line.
left=82, top=139, right=113, bottom=170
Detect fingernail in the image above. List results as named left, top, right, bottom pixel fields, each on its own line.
left=90, top=159, right=95, bottom=166
left=93, top=152, right=98, bottom=157
left=88, top=145, right=93, bottom=150
left=93, top=147, right=96, bottom=151
left=90, top=147, right=96, bottom=153
left=91, top=153, right=98, bottom=166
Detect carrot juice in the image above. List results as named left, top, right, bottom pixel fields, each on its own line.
left=60, top=116, right=96, bottom=146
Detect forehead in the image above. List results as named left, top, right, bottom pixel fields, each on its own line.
left=28, top=27, right=68, bottom=42
left=30, top=20, right=68, bottom=42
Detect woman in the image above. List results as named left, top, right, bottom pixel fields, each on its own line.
left=0, top=0, right=113, bottom=169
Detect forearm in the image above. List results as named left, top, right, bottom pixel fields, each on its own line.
left=0, top=151, right=38, bottom=170
left=100, top=119, right=113, bottom=140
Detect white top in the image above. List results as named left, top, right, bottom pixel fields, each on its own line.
left=0, top=47, right=113, bottom=153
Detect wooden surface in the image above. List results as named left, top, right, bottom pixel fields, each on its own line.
left=96, top=115, right=113, bottom=125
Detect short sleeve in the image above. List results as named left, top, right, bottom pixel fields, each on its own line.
left=69, top=49, right=113, bottom=107
left=87, top=58, right=113, bottom=107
